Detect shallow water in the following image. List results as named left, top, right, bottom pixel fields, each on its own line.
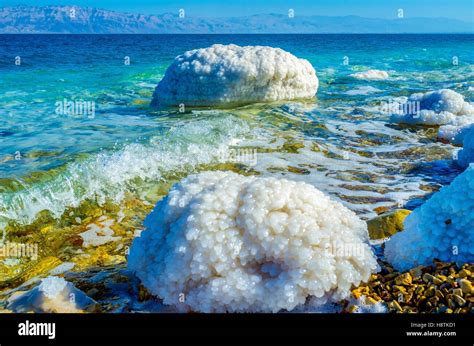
left=0, top=34, right=472, bottom=233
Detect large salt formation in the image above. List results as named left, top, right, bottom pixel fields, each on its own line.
left=151, top=44, right=318, bottom=108
left=390, top=89, right=474, bottom=129
left=128, top=171, right=378, bottom=312
left=385, top=166, right=474, bottom=271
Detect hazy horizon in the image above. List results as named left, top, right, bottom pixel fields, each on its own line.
left=1, top=4, right=473, bottom=34
left=2, top=0, right=473, bottom=21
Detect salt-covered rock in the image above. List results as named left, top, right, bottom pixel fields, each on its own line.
left=455, top=125, right=474, bottom=169
left=151, top=44, right=318, bottom=108
left=438, top=123, right=474, bottom=145
left=367, top=209, right=411, bottom=240
left=350, top=70, right=389, bottom=80
left=7, top=276, right=99, bottom=313
left=128, top=171, right=378, bottom=313
left=385, top=166, right=474, bottom=271
left=390, top=89, right=474, bottom=126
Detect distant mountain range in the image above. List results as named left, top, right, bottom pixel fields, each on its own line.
left=1, top=6, right=473, bottom=34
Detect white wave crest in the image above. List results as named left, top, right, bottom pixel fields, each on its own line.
left=0, top=116, right=251, bottom=226
left=350, top=70, right=389, bottom=80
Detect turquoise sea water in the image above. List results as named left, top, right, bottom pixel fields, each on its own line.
left=0, top=34, right=473, bottom=227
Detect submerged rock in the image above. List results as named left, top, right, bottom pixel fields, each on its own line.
left=0, top=256, right=62, bottom=290
left=79, top=216, right=121, bottom=247
left=367, top=209, right=411, bottom=240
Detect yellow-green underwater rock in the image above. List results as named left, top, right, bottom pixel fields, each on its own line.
left=367, top=209, right=411, bottom=240
left=0, top=256, right=62, bottom=290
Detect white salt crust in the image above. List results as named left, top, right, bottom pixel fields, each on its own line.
left=38, top=276, right=68, bottom=299
left=151, top=44, right=318, bottom=107
left=390, top=89, right=474, bottom=126
left=456, top=125, right=474, bottom=168
left=350, top=70, right=389, bottom=80
left=8, top=276, right=97, bottom=313
left=438, top=123, right=474, bottom=145
left=385, top=166, right=474, bottom=271
left=128, top=171, right=378, bottom=313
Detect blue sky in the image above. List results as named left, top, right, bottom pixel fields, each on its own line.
left=3, top=0, right=474, bottom=21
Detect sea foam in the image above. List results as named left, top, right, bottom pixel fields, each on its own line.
left=350, top=70, right=389, bottom=80
left=0, top=116, right=251, bottom=227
